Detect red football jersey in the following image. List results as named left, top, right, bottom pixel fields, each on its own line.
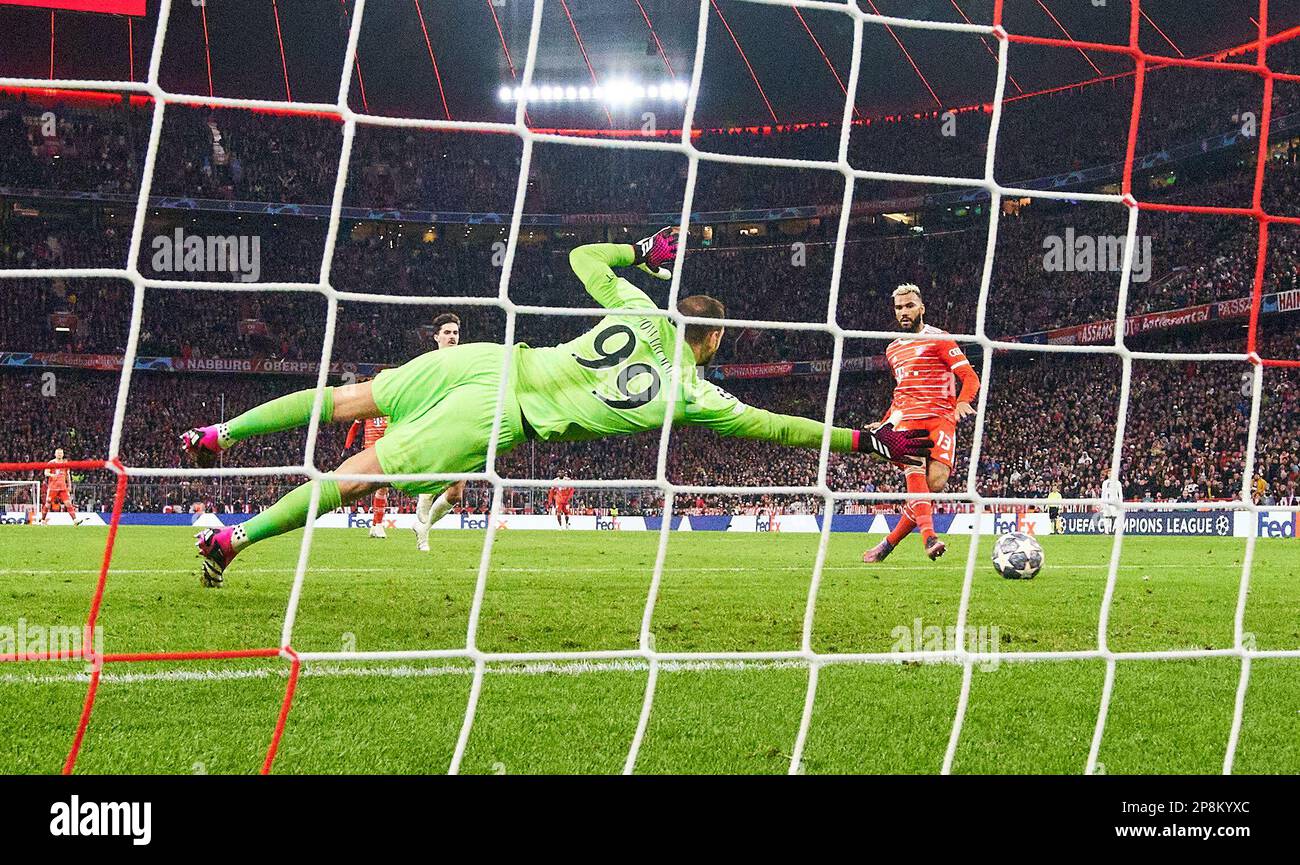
left=551, top=486, right=575, bottom=506
left=46, top=462, right=70, bottom=491
left=361, top=417, right=387, bottom=449
left=883, top=324, right=974, bottom=423
left=347, top=417, right=389, bottom=450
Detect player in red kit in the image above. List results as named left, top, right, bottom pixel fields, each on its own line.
left=41, top=448, right=85, bottom=526
left=863, top=284, right=980, bottom=563
left=548, top=474, right=575, bottom=529
left=344, top=414, right=390, bottom=538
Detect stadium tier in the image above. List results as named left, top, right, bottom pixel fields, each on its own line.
left=1, top=0, right=1299, bottom=794
left=5, top=324, right=1299, bottom=513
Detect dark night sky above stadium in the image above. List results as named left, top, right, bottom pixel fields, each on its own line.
left=0, top=0, right=1297, bottom=126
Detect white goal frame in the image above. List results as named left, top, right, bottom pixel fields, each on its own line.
left=0, top=480, right=42, bottom=514
left=1, top=0, right=1296, bottom=775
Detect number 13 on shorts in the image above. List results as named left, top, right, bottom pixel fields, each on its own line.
left=900, top=418, right=957, bottom=467
left=932, top=427, right=955, bottom=466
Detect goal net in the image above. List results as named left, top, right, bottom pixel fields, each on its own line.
left=0, top=480, right=41, bottom=516
left=1, top=0, right=1297, bottom=776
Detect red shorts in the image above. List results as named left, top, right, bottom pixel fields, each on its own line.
left=895, top=416, right=958, bottom=468
left=555, top=500, right=572, bottom=515
left=46, top=488, right=71, bottom=509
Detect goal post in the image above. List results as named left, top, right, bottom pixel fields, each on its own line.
left=0, top=480, right=42, bottom=518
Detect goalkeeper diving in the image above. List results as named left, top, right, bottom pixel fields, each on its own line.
left=181, top=229, right=933, bottom=586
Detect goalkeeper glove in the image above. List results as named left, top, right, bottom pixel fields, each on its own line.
left=856, top=423, right=934, bottom=466
left=631, top=226, right=678, bottom=280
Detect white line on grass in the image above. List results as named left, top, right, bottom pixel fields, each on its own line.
left=0, top=563, right=1213, bottom=576
left=0, top=658, right=813, bottom=686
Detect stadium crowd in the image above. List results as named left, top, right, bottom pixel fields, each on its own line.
left=1, top=35, right=1296, bottom=202
left=4, top=166, right=1299, bottom=367
left=2, top=58, right=1298, bottom=366
left=4, top=320, right=1295, bottom=515
left=3, top=48, right=1299, bottom=515
left=0, top=93, right=144, bottom=194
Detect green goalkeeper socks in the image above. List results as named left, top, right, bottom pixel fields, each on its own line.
left=220, top=387, right=343, bottom=551
left=238, top=478, right=343, bottom=548
left=224, top=387, right=335, bottom=444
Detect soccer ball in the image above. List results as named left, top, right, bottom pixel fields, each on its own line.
left=992, top=532, right=1043, bottom=580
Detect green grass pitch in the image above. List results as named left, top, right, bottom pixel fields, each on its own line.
left=2, top=526, right=1297, bottom=774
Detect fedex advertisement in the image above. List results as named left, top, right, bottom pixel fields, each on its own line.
left=1257, top=510, right=1297, bottom=539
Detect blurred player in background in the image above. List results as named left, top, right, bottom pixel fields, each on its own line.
left=862, top=284, right=980, bottom=563
left=548, top=473, right=575, bottom=529
left=1099, top=467, right=1124, bottom=534
left=413, top=313, right=464, bottom=551
left=343, top=404, right=389, bottom=538
left=183, top=228, right=932, bottom=587
left=40, top=448, right=85, bottom=526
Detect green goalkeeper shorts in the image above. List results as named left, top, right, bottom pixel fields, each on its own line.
left=370, top=342, right=527, bottom=494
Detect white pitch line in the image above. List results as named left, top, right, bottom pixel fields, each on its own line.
left=0, top=658, right=813, bottom=686
left=8, top=648, right=1282, bottom=687
left=0, top=563, right=1216, bottom=576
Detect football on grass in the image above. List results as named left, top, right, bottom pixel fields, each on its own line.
left=992, top=532, right=1044, bottom=580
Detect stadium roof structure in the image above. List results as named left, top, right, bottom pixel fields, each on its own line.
left=0, top=0, right=1295, bottom=129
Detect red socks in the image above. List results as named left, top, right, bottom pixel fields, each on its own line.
left=906, top=470, right=936, bottom=541
left=887, top=505, right=916, bottom=547
left=372, top=491, right=387, bottom=524
left=886, top=470, right=935, bottom=548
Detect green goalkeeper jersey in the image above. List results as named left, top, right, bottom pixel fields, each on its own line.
left=512, top=243, right=856, bottom=452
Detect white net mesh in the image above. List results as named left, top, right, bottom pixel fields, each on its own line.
left=0, top=480, right=42, bottom=513
left=2, top=0, right=1296, bottom=775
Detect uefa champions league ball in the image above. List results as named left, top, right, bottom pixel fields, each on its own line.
left=992, top=532, right=1044, bottom=580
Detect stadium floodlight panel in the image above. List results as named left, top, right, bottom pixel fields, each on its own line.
left=498, top=80, right=688, bottom=104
